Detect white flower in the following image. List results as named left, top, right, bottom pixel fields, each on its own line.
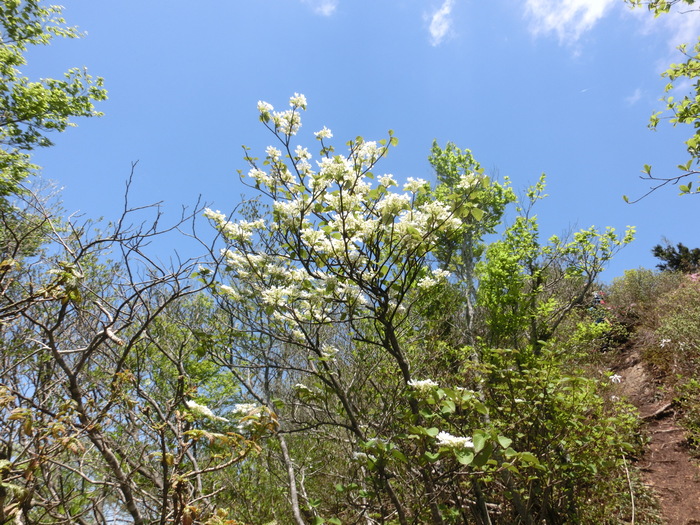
left=314, top=126, right=333, bottom=139
left=203, top=208, right=226, bottom=222
left=379, top=173, right=397, bottom=187
left=261, top=285, right=296, bottom=306
left=407, top=378, right=439, bottom=393
left=257, top=100, right=274, bottom=113
left=321, top=344, right=338, bottom=359
left=436, top=431, right=474, bottom=449
left=417, top=275, right=438, bottom=289
left=417, top=268, right=451, bottom=289
left=294, top=145, right=312, bottom=160
left=403, top=177, right=428, bottom=193
left=221, top=219, right=264, bottom=242
left=219, top=284, right=240, bottom=300
left=357, top=140, right=380, bottom=162
left=248, top=168, right=271, bottom=186
left=289, top=92, right=307, bottom=109
left=458, top=173, right=479, bottom=191
left=186, top=400, right=228, bottom=422
left=273, top=109, right=302, bottom=136
left=609, top=374, right=622, bottom=384
left=232, top=403, right=258, bottom=416
left=433, top=269, right=451, bottom=280
left=375, top=192, right=411, bottom=215
left=660, top=338, right=671, bottom=348
left=266, top=146, right=282, bottom=159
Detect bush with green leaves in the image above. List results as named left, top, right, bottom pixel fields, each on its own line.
left=646, top=277, right=700, bottom=379
left=675, top=378, right=700, bottom=451
left=606, top=267, right=683, bottom=331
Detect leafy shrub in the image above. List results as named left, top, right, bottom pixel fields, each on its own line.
left=675, top=379, right=700, bottom=452
left=645, top=277, right=700, bottom=380
left=606, top=268, right=683, bottom=330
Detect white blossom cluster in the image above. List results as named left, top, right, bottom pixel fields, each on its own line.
left=320, top=344, right=339, bottom=359
left=314, top=126, right=333, bottom=139
left=417, top=268, right=451, bottom=290
left=204, top=208, right=265, bottom=243
left=231, top=403, right=265, bottom=430
left=185, top=400, right=228, bottom=422
left=232, top=403, right=258, bottom=416
left=407, top=378, right=439, bottom=393
left=436, top=431, right=474, bottom=449
left=208, top=94, right=485, bottom=353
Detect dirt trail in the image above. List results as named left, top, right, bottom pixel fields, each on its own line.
left=614, top=348, right=700, bottom=524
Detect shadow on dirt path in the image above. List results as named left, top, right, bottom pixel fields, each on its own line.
left=614, top=347, right=700, bottom=524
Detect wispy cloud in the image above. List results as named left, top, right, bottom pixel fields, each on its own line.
left=659, top=5, right=700, bottom=54
left=524, top=0, right=616, bottom=44
left=301, top=0, right=339, bottom=17
left=625, top=87, right=642, bottom=105
left=428, top=0, right=455, bottom=46
left=626, top=3, right=700, bottom=71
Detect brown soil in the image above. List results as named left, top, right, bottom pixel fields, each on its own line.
left=614, top=346, right=700, bottom=524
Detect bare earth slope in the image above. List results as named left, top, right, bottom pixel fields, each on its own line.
left=615, top=347, right=700, bottom=524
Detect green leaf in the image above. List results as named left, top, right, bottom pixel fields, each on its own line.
left=425, top=427, right=439, bottom=437
left=472, top=430, right=487, bottom=453
left=391, top=448, right=408, bottom=463
left=472, top=442, right=494, bottom=467
left=503, top=447, right=517, bottom=459
left=519, top=451, right=540, bottom=466
left=454, top=449, right=474, bottom=465
left=470, top=207, right=484, bottom=221
left=423, top=451, right=441, bottom=462
left=441, top=399, right=456, bottom=414
left=497, top=435, right=513, bottom=449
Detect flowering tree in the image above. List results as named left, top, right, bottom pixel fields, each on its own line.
left=204, top=94, right=645, bottom=524
left=206, top=93, right=511, bottom=523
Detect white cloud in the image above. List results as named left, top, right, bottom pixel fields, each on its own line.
left=524, top=0, right=616, bottom=44
left=301, top=0, right=338, bottom=16
left=626, top=3, right=700, bottom=71
left=625, top=87, right=642, bottom=105
left=428, top=0, right=455, bottom=46
left=659, top=5, right=700, bottom=53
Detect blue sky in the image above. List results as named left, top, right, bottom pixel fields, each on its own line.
left=26, top=0, right=700, bottom=281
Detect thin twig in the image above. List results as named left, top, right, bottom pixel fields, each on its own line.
left=622, top=451, right=635, bottom=525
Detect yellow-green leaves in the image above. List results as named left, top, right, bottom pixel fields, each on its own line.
left=0, top=1, right=107, bottom=196
left=625, top=1, right=700, bottom=199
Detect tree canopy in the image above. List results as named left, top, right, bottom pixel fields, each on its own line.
left=652, top=240, right=700, bottom=272
left=0, top=0, right=106, bottom=197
